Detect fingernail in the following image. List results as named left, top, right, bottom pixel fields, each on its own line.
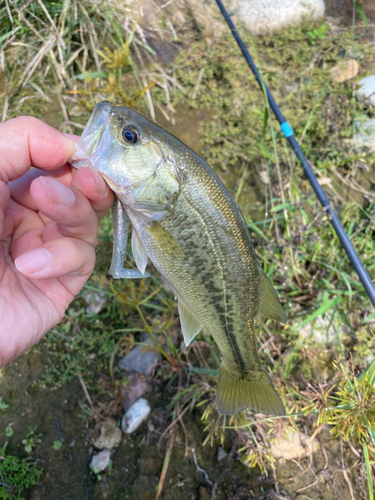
left=40, top=177, right=75, bottom=206
left=88, top=167, right=108, bottom=196
left=15, top=248, right=52, bottom=275
left=63, top=133, right=80, bottom=142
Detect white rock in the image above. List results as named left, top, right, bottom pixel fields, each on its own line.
left=232, top=0, right=325, bottom=35
left=121, top=398, right=151, bottom=434
left=90, top=449, right=111, bottom=473
left=353, top=116, right=375, bottom=152
left=356, top=75, right=375, bottom=106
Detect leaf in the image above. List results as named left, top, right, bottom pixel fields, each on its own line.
left=0, top=26, right=21, bottom=45
left=262, top=106, right=269, bottom=135
left=355, top=1, right=369, bottom=29
left=70, top=71, right=109, bottom=81
left=363, top=441, right=374, bottom=500
left=363, top=311, right=375, bottom=324
left=270, top=203, right=290, bottom=213
left=294, top=297, right=341, bottom=329
left=246, top=220, right=269, bottom=242
left=0, top=397, right=9, bottom=410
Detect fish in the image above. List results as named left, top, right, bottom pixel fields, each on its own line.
left=70, top=101, right=286, bottom=416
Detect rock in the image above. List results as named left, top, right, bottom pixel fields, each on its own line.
left=121, top=398, right=151, bottom=434
left=120, top=376, right=151, bottom=412
left=217, top=446, right=227, bottom=462
left=356, top=75, right=375, bottom=106
left=330, top=59, right=359, bottom=83
left=353, top=116, right=375, bottom=151
left=83, top=290, right=106, bottom=314
left=93, top=420, right=122, bottom=450
left=90, top=449, right=111, bottom=473
left=118, top=335, right=159, bottom=376
left=231, top=0, right=325, bottom=35
left=270, top=431, right=318, bottom=460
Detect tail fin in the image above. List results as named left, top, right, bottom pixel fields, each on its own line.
left=216, top=362, right=285, bottom=416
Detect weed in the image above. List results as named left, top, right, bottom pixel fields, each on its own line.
left=0, top=447, right=43, bottom=500
left=0, top=398, right=9, bottom=411
left=52, top=440, right=63, bottom=451
left=21, top=427, right=42, bottom=454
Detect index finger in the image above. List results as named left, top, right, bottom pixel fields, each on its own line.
left=0, top=116, right=78, bottom=184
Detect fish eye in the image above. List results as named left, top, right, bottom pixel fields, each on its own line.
left=122, top=125, right=140, bottom=144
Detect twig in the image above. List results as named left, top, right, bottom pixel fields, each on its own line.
left=155, top=428, right=176, bottom=500
left=78, top=373, right=95, bottom=411
left=296, top=480, right=319, bottom=493
left=158, top=403, right=191, bottom=446
left=340, top=439, right=356, bottom=500
left=192, top=67, right=205, bottom=99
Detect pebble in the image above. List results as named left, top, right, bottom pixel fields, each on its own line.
left=121, top=398, right=151, bottom=434
left=90, top=449, right=111, bottom=473
left=270, top=431, right=318, bottom=460
left=353, top=116, right=375, bottom=151
left=83, top=290, right=106, bottom=314
left=330, top=59, right=359, bottom=83
left=217, top=446, right=227, bottom=462
left=93, top=420, right=122, bottom=450
left=356, top=75, right=375, bottom=106
left=118, top=335, right=159, bottom=375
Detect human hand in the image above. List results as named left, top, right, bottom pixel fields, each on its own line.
left=0, top=116, right=114, bottom=367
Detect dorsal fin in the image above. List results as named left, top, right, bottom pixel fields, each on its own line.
left=257, top=269, right=286, bottom=323
left=177, top=296, right=203, bottom=346
left=131, top=229, right=148, bottom=275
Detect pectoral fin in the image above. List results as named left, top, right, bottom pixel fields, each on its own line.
left=178, top=297, right=203, bottom=346
left=131, top=229, right=148, bottom=275
left=257, top=269, right=286, bottom=323
left=109, top=196, right=149, bottom=279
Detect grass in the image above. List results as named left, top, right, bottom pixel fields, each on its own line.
left=1, top=3, right=375, bottom=498
left=0, top=446, right=43, bottom=500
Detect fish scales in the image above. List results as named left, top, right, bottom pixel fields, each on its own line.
left=130, top=161, right=260, bottom=372
left=70, top=102, right=286, bottom=416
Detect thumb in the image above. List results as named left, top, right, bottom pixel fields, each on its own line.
left=0, top=181, right=10, bottom=238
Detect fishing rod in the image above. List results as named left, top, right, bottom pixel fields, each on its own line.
left=215, top=0, right=375, bottom=308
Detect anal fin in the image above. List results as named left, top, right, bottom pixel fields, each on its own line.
left=178, top=297, right=203, bottom=346
left=257, top=268, right=286, bottom=323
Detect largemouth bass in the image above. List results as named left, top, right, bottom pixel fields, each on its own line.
left=71, top=101, right=286, bottom=416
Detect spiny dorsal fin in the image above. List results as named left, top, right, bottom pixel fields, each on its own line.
left=177, top=296, right=203, bottom=346
left=257, top=268, right=286, bottom=323
left=131, top=229, right=148, bottom=275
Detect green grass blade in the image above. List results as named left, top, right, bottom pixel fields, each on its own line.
left=363, top=441, right=374, bottom=500
left=294, top=297, right=341, bottom=329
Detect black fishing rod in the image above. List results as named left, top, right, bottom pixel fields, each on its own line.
left=215, top=0, right=375, bottom=307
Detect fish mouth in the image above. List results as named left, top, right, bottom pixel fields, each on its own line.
left=70, top=101, right=112, bottom=168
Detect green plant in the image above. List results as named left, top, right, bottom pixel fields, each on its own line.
left=307, top=23, right=328, bottom=44
left=21, top=427, right=42, bottom=454
left=52, top=440, right=62, bottom=451
left=0, top=447, right=43, bottom=500
left=0, top=398, right=9, bottom=411
left=5, top=427, right=13, bottom=438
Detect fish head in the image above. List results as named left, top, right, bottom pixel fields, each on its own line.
left=70, top=101, right=178, bottom=197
